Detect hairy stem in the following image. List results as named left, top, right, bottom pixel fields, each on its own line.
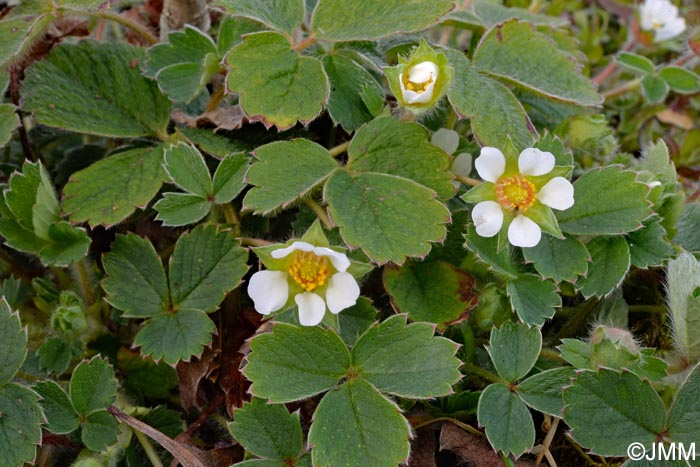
left=133, top=429, right=165, bottom=467
left=76, top=10, right=158, bottom=45
left=328, top=141, right=350, bottom=158
left=304, top=198, right=333, bottom=230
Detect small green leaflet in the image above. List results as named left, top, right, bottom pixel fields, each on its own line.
left=213, top=0, right=305, bottom=36
left=477, top=383, right=535, bottom=457
left=578, top=236, right=630, bottom=298
left=506, top=274, right=561, bottom=325
left=487, top=322, right=542, bottom=383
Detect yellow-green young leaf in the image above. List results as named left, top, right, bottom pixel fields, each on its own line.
left=243, top=139, right=337, bottom=215
left=322, top=54, right=384, bottom=132
left=383, top=261, right=477, bottom=327
left=34, top=381, right=80, bottom=434
left=557, top=166, right=652, bottom=235
left=627, top=221, right=674, bottom=268
left=667, top=363, right=700, bottom=444
left=163, top=143, right=213, bottom=197
left=347, top=117, right=455, bottom=199
left=168, top=225, right=248, bottom=313
left=81, top=410, right=120, bottom=452
left=477, top=383, right=535, bottom=457
left=446, top=49, right=538, bottom=150
left=0, top=383, right=44, bottom=467
left=487, top=321, right=542, bottom=382
left=22, top=41, right=171, bottom=137
left=134, top=309, right=216, bottom=365
left=517, top=366, right=576, bottom=417
left=325, top=170, right=450, bottom=264
left=311, top=0, right=453, bottom=41
left=69, top=357, right=117, bottom=416
left=522, top=234, right=589, bottom=282
left=0, top=104, right=18, bottom=149
left=225, top=32, right=329, bottom=130
left=154, top=193, right=211, bottom=227
left=563, top=369, right=665, bottom=456
left=308, top=379, right=410, bottom=467
left=212, top=0, right=304, bottom=35
left=578, top=236, right=630, bottom=299
left=229, top=398, right=303, bottom=461
left=351, top=315, right=461, bottom=398
left=506, top=274, right=561, bottom=326
left=63, top=145, right=167, bottom=227
left=445, top=0, right=568, bottom=29
left=244, top=324, right=350, bottom=403
left=0, top=297, right=27, bottom=385
left=473, top=20, right=602, bottom=107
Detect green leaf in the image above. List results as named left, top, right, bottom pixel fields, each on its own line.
left=102, top=234, right=169, bottom=318
left=445, top=49, right=537, bottom=150
left=659, top=67, right=700, bottom=94
left=244, top=323, right=350, bottom=403
left=667, top=364, right=700, bottom=444
left=0, top=297, right=26, bottom=385
left=168, top=225, right=248, bottom=313
left=63, top=145, right=166, bottom=227
left=81, top=410, right=120, bottom=452
left=506, top=274, right=561, bottom=326
left=118, top=350, right=178, bottom=399
left=617, top=52, right=655, bottom=75
left=23, top=41, right=171, bottom=137
left=641, top=75, right=669, bottom=104
left=557, top=166, right=652, bottom=235
left=69, top=356, right=117, bottom=416
left=40, top=222, right=91, bottom=267
left=578, top=236, right=630, bottom=298
left=563, top=369, right=665, bottom=456
left=346, top=117, right=454, bottom=199
left=38, top=338, right=73, bottom=375
left=212, top=0, right=304, bottom=35
left=225, top=32, right=329, bottom=130
left=216, top=16, right=266, bottom=55
left=383, top=261, right=477, bottom=327
left=477, top=383, right=534, bottom=457
left=445, top=0, right=568, bottom=30
left=0, top=383, right=43, bottom=467
left=213, top=154, right=249, bottom=203
left=134, top=309, right=216, bottom=365
left=34, top=381, right=79, bottom=434
left=517, top=366, right=575, bottom=417
left=154, top=193, right=211, bottom=227
left=229, top=398, right=303, bottom=460
left=351, top=315, right=461, bottom=398
left=311, top=0, right=453, bottom=41
left=322, top=54, right=383, bottom=132
left=336, top=297, right=377, bottom=347
left=325, top=170, right=449, bottom=264
left=667, top=253, right=700, bottom=363
left=0, top=14, right=53, bottom=68
left=0, top=104, right=18, bottom=149
left=522, top=234, right=589, bottom=282
left=244, top=139, right=337, bottom=214
left=627, top=221, right=674, bottom=268
left=472, top=20, right=602, bottom=106
left=488, top=321, right=542, bottom=382
left=308, top=379, right=410, bottom=467
left=179, top=126, right=249, bottom=159
left=463, top=224, right=518, bottom=279
left=163, top=143, right=213, bottom=197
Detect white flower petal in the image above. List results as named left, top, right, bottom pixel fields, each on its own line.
left=271, top=241, right=314, bottom=259
left=655, top=17, right=686, bottom=42
left=326, top=272, right=360, bottom=314
left=538, top=177, right=574, bottom=210
left=408, top=61, right=438, bottom=83
left=295, top=292, right=326, bottom=326
left=432, top=129, right=460, bottom=155
left=312, top=247, right=351, bottom=272
left=404, top=82, right=435, bottom=104
left=518, top=148, right=555, bottom=176
left=474, top=147, right=506, bottom=182
left=248, top=270, right=289, bottom=315
left=508, top=215, right=542, bottom=247
left=472, top=201, right=504, bottom=238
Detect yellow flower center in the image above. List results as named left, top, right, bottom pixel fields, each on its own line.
left=652, top=20, right=663, bottom=30
left=495, top=176, right=537, bottom=212
left=403, top=75, right=434, bottom=93
left=288, top=251, right=330, bottom=292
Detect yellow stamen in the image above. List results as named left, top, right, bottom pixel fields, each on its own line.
left=404, top=75, right=434, bottom=93
left=495, top=176, right=537, bottom=212
left=288, top=251, right=330, bottom=292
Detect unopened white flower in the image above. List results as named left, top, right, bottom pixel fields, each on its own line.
left=247, top=241, right=360, bottom=326
left=470, top=147, right=574, bottom=247
left=639, top=0, right=686, bottom=42
left=400, top=61, right=438, bottom=104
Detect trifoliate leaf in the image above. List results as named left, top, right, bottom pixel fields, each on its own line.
left=311, top=0, right=453, bottom=41
left=506, top=274, right=561, bottom=326
left=34, top=381, right=80, bottom=434
left=516, top=366, right=575, bottom=417
left=63, top=145, right=167, bottom=227
left=325, top=170, right=450, bottom=264
left=477, top=383, right=535, bottom=457
left=308, top=379, right=410, bottom=467
left=244, top=324, right=350, bottom=403
left=213, top=0, right=304, bottom=35
left=522, top=234, right=589, bottom=282
left=163, top=143, right=213, bottom=197
left=225, top=32, right=329, bottom=130
left=154, top=192, right=211, bottom=227
left=487, top=321, right=542, bottom=382
left=0, top=383, right=43, bottom=467
left=81, top=410, right=120, bottom=452
left=473, top=20, right=602, bottom=106
left=0, top=297, right=26, bottom=385
left=23, top=41, right=171, bottom=138
left=243, top=139, right=337, bottom=215
left=69, top=357, right=117, bottom=416
left=578, top=236, right=630, bottom=298
left=346, top=116, right=455, bottom=199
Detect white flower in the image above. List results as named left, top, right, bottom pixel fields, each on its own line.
left=247, top=241, right=360, bottom=326
left=399, top=61, right=438, bottom=104
left=639, top=0, right=686, bottom=42
left=471, top=147, right=574, bottom=248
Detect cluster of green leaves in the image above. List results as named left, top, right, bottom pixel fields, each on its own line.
left=618, top=52, right=700, bottom=104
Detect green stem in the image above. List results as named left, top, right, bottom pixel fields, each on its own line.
left=304, top=198, right=333, bottom=230
left=328, top=141, right=350, bottom=158
left=454, top=173, right=482, bottom=186
left=72, top=258, right=93, bottom=305
left=628, top=304, right=667, bottom=314
left=75, top=10, right=158, bottom=45
left=221, top=203, right=239, bottom=225
left=206, top=86, right=226, bottom=112
left=412, top=417, right=484, bottom=437
left=462, top=363, right=506, bottom=384
left=602, top=78, right=641, bottom=100
left=239, top=237, right=273, bottom=247
left=292, top=36, right=316, bottom=51
left=133, top=429, right=164, bottom=467
left=499, top=452, right=516, bottom=467
left=539, top=348, right=564, bottom=362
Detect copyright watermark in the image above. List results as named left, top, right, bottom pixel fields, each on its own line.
left=627, top=442, right=696, bottom=461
